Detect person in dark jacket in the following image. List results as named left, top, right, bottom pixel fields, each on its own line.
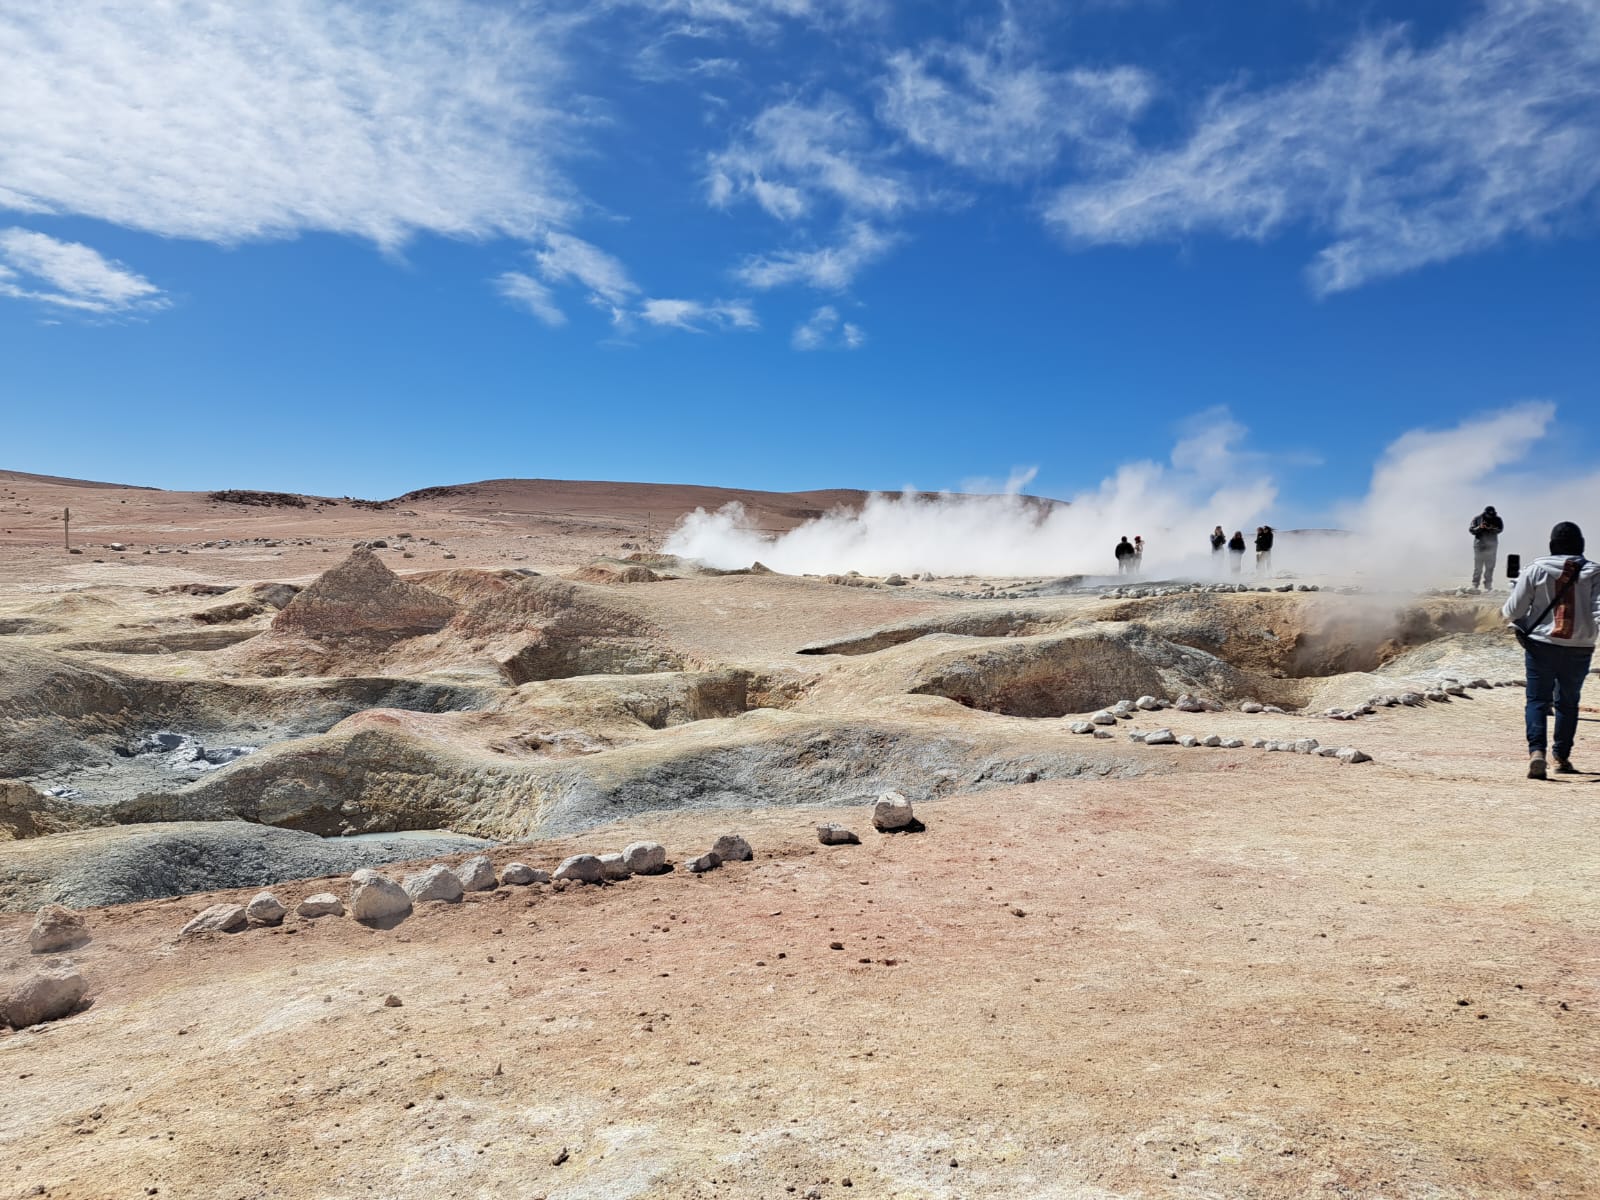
left=1210, top=526, right=1226, bottom=557
left=1254, top=525, right=1275, bottom=573
left=1503, top=521, right=1600, bottom=778
left=1470, top=505, right=1504, bottom=589
left=1227, top=530, right=1246, bottom=574
left=1114, top=536, right=1136, bottom=574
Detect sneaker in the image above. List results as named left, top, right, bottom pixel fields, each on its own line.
left=1528, top=754, right=1547, bottom=780
left=1555, top=759, right=1577, bottom=774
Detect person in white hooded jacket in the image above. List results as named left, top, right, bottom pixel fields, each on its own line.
left=1502, top=521, right=1600, bottom=778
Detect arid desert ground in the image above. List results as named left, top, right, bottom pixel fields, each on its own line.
left=1, top=469, right=1596, bottom=1200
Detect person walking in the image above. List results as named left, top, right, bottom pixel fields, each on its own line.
left=1254, top=525, right=1275, bottom=574
left=1504, top=522, right=1600, bottom=778
left=1470, top=505, right=1504, bottom=590
left=1227, top=530, right=1246, bottom=574
left=1114, top=536, right=1136, bottom=575
left=1210, top=526, right=1226, bottom=558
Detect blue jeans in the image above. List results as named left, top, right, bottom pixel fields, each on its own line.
left=1524, top=639, right=1595, bottom=759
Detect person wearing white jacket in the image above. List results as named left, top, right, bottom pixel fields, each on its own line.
left=1502, top=522, right=1600, bottom=778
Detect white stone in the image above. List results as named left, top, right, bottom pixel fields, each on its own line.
left=684, top=851, right=722, bottom=874
left=1176, top=698, right=1205, bottom=713
left=1177, top=735, right=1199, bottom=748
left=711, top=833, right=754, bottom=862
left=1135, top=696, right=1162, bottom=710
left=456, top=855, right=498, bottom=891
left=553, top=854, right=604, bottom=884
left=598, top=852, right=632, bottom=881
left=1, top=969, right=87, bottom=1029
left=1293, top=738, right=1320, bottom=754
left=872, top=793, right=916, bottom=832
left=296, top=893, right=344, bottom=918
left=1337, top=748, right=1373, bottom=764
left=181, top=904, right=248, bottom=935
left=403, top=864, right=464, bottom=903
left=1240, top=702, right=1265, bottom=714
left=246, top=892, right=287, bottom=924
left=1201, top=735, right=1222, bottom=747
left=1143, top=729, right=1177, bottom=746
left=29, top=904, right=88, bottom=954
left=1251, top=738, right=1269, bottom=748
left=1317, top=746, right=1342, bottom=757
left=1221, top=738, right=1245, bottom=749
left=622, top=842, right=669, bottom=874
left=500, top=863, right=548, bottom=886
left=350, top=870, right=412, bottom=922
left=816, top=823, right=860, bottom=846
left=1090, top=710, right=1117, bottom=726
left=1093, top=730, right=1113, bottom=739
left=1068, top=720, right=1095, bottom=734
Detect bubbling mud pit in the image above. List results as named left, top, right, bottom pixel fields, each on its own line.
left=0, top=544, right=1520, bottom=912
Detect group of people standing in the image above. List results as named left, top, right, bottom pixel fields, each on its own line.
left=1113, top=535, right=1144, bottom=574
left=1209, top=524, right=1274, bottom=574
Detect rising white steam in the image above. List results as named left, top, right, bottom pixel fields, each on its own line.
left=665, top=401, right=1600, bottom=587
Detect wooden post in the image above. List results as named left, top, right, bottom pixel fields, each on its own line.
left=63, top=506, right=70, bottom=552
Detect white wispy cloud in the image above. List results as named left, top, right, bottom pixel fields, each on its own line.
left=708, top=96, right=909, bottom=221
left=0, top=227, right=166, bottom=314
left=533, top=232, right=640, bottom=309
left=878, top=24, right=1152, bottom=178
left=1047, top=0, right=1600, bottom=293
left=0, top=0, right=574, bottom=249
left=616, top=0, right=879, bottom=33
left=736, top=221, right=899, bottom=290
left=640, top=297, right=759, bottom=331
left=495, top=271, right=567, bottom=327
left=791, top=304, right=864, bottom=350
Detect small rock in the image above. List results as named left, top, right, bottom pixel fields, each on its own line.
left=29, top=904, right=88, bottom=954
left=598, top=852, right=632, bottom=881
left=684, top=851, right=722, bottom=874
left=1143, top=728, right=1177, bottom=746
left=456, top=855, right=498, bottom=892
left=1263, top=705, right=1287, bottom=714
left=383, top=994, right=402, bottom=1007
left=711, top=833, right=753, bottom=862
left=553, top=854, right=604, bottom=884
left=1426, top=690, right=1449, bottom=703
left=1240, top=702, right=1265, bottom=714
left=1251, top=737, right=1268, bottom=748
left=403, top=864, right=464, bottom=904
left=1221, top=738, right=1245, bottom=749
left=1067, top=720, right=1095, bottom=734
left=1337, top=748, right=1373, bottom=764
left=1201, top=734, right=1222, bottom=747
left=350, top=870, right=412, bottom=922
left=1292, top=738, right=1320, bottom=754
left=816, top=823, right=860, bottom=845
left=1175, top=698, right=1205, bottom=713
left=245, top=892, right=287, bottom=925
left=500, top=863, right=548, bottom=886
left=297, top=893, right=344, bottom=918
left=1400, top=692, right=1425, bottom=706
left=1090, top=710, right=1118, bottom=726
left=621, top=842, right=669, bottom=875
left=181, top=904, right=248, bottom=935
left=1135, top=695, right=1162, bottom=710
left=1, top=969, right=88, bottom=1029
left=1177, top=735, right=1199, bottom=748
left=872, top=792, right=916, bottom=832
left=1317, top=746, right=1342, bottom=757
left=1093, top=729, right=1113, bottom=739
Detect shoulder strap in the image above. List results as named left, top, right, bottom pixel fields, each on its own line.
left=1525, top=559, right=1582, bottom=633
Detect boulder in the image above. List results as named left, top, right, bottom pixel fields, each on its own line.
left=1292, top=738, right=1320, bottom=754
left=297, top=893, right=344, bottom=918
left=711, top=833, right=754, bottom=862
left=1090, top=711, right=1118, bottom=726
left=1175, top=697, right=1206, bottom=713
left=1201, top=735, right=1222, bottom=747
left=816, top=823, right=860, bottom=846
left=500, top=863, right=549, bottom=886
left=29, top=904, right=88, bottom=954
left=684, top=851, right=722, bottom=874
left=621, top=842, right=669, bottom=875
left=245, top=892, right=287, bottom=924
left=350, top=870, right=412, bottom=922
left=1177, top=735, right=1199, bottom=748
left=181, top=904, right=248, bottom=936
left=1251, top=738, right=1268, bottom=748
left=456, top=855, right=498, bottom=892
left=1135, top=696, right=1162, bottom=710
left=872, top=792, right=916, bottom=832
left=1240, top=702, right=1264, bottom=713
left=403, top=864, right=464, bottom=903
left=1, top=969, right=88, bottom=1029
left=553, top=854, right=604, bottom=884
left=1143, top=729, right=1176, bottom=746
left=598, top=852, right=632, bottom=881
left=1337, top=748, right=1373, bottom=764
left=1067, top=720, right=1095, bottom=734
left=1093, top=730, right=1113, bottom=739
left=1221, top=738, right=1245, bottom=749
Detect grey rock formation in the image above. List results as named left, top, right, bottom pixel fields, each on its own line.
left=1067, top=720, right=1095, bottom=734
left=553, top=854, right=603, bottom=884
left=1135, top=696, right=1163, bottom=711
left=1337, top=748, right=1373, bottom=764
left=1221, top=738, right=1245, bottom=749
left=456, top=855, right=498, bottom=892
left=872, top=793, right=915, bottom=831
left=296, top=893, right=344, bottom=918
left=29, top=904, right=88, bottom=953
left=1091, top=710, right=1118, bottom=726
left=403, top=865, right=463, bottom=903
left=598, top=852, right=632, bottom=881
left=350, top=870, right=411, bottom=922
left=181, top=904, right=248, bottom=935
left=1177, top=735, right=1199, bottom=748
left=1201, top=735, right=1222, bottom=748
left=684, top=851, right=722, bottom=874
left=711, top=833, right=753, bottom=862
left=2, top=968, right=87, bottom=1029
left=622, top=842, right=668, bottom=875
left=1143, top=729, right=1176, bottom=746
left=499, top=863, right=547, bottom=885
left=816, top=823, right=860, bottom=845
left=245, top=892, right=287, bottom=924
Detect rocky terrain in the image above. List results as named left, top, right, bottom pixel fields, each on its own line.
left=1, top=469, right=1595, bottom=1199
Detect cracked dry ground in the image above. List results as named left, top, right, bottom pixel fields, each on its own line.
left=3, top=687, right=1599, bottom=1200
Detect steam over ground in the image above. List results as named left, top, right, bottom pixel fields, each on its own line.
left=667, top=403, right=1596, bottom=588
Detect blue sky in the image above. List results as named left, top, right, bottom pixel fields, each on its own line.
left=2, top=0, right=1597, bottom=519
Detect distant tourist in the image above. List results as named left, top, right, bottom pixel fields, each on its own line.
left=1133, top=536, right=1144, bottom=573
left=1115, top=536, right=1136, bottom=575
left=1254, top=525, right=1275, bottom=573
left=1470, top=505, right=1504, bottom=590
left=1227, top=530, right=1246, bottom=574
left=1210, top=526, right=1226, bottom=557
left=1503, top=521, right=1600, bottom=779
